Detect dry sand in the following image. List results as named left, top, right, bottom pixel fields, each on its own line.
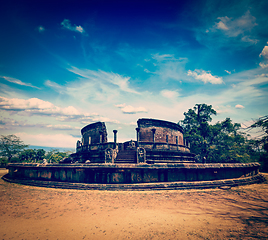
left=0, top=169, right=267, bottom=240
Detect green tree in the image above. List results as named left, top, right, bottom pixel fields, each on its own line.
left=0, top=135, right=28, bottom=162
left=207, top=118, right=254, bottom=163
left=36, top=149, right=46, bottom=162
left=45, top=149, right=71, bottom=163
left=180, top=104, right=257, bottom=163
left=248, top=115, right=268, bottom=172
left=19, top=149, right=36, bottom=162
left=19, top=149, right=46, bottom=163
left=179, top=104, right=217, bottom=162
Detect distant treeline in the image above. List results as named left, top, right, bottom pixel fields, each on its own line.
left=0, top=135, right=72, bottom=167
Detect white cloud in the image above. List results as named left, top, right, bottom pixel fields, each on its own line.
left=216, top=18, right=229, bottom=30
left=152, top=53, right=187, bottom=63
left=16, top=132, right=77, bottom=148
left=0, top=96, right=121, bottom=132
left=235, top=104, right=245, bottom=109
left=259, top=45, right=268, bottom=58
left=66, top=66, right=139, bottom=96
left=241, top=36, right=258, bottom=44
left=187, top=70, right=223, bottom=84
left=152, top=54, right=177, bottom=62
left=259, top=63, right=268, bottom=68
left=46, top=124, right=80, bottom=130
left=208, top=11, right=258, bottom=44
left=115, top=103, right=126, bottom=108
left=115, top=103, right=148, bottom=114
left=259, top=44, right=268, bottom=68
left=126, top=122, right=137, bottom=126
left=215, top=11, right=257, bottom=36
left=37, top=26, right=45, bottom=33
left=75, top=26, right=84, bottom=33
left=1, top=76, right=40, bottom=89
left=61, top=19, right=85, bottom=34
left=258, top=73, right=268, bottom=78
left=161, top=90, right=179, bottom=99
left=0, top=117, right=81, bottom=131
left=225, top=70, right=231, bottom=74
left=149, top=54, right=189, bottom=82
left=122, top=106, right=148, bottom=114
left=45, top=80, right=65, bottom=93
left=0, top=96, right=81, bottom=116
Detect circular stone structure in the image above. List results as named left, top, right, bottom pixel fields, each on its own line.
left=3, top=162, right=264, bottom=190
left=3, top=118, right=265, bottom=190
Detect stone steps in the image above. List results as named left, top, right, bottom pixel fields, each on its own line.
left=115, top=150, right=136, bottom=164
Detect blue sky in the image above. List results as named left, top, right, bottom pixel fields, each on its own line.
left=0, top=0, right=267, bottom=148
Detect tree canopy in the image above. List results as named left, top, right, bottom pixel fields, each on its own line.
left=19, top=149, right=46, bottom=163
left=0, top=134, right=71, bottom=164
left=247, top=115, right=268, bottom=171
left=180, top=104, right=258, bottom=164
left=0, top=135, right=28, bottom=161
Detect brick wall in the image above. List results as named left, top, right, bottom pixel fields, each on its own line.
left=137, top=119, right=184, bottom=145
left=81, top=122, right=108, bottom=145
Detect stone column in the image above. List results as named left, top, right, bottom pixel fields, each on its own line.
left=176, top=136, right=178, bottom=150
left=113, top=130, right=118, bottom=148
left=136, top=128, right=140, bottom=147
left=151, top=128, right=156, bottom=149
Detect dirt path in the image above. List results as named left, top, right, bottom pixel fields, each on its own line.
left=0, top=169, right=268, bottom=239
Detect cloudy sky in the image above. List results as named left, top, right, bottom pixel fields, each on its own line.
left=0, top=0, right=267, bottom=149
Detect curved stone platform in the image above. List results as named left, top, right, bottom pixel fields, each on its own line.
left=2, top=173, right=265, bottom=191
left=3, top=162, right=264, bottom=190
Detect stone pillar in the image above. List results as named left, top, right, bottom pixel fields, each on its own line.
left=152, top=128, right=156, bottom=149
left=113, top=130, right=118, bottom=148
left=136, top=128, right=140, bottom=147
left=176, top=136, right=178, bottom=151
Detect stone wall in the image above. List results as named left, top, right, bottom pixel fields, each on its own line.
left=137, top=118, right=184, bottom=145
left=81, top=122, right=108, bottom=145
left=6, top=162, right=260, bottom=184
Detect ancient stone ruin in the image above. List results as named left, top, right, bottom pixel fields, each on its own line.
left=68, top=118, right=196, bottom=164
left=3, top=118, right=264, bottom=190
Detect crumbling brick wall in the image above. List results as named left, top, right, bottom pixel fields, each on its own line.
left=137, top=118, right=184, bottom=145
left=81, top=122, right=108, bottom=145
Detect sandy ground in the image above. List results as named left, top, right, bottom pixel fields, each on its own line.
left=0, top=169, right=268, bottom=240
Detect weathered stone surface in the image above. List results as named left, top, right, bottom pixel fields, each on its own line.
left=137, top=118, right=184, bottom=145
left=5, top=162, right=261, bottom=186
left=2, top=172, right=265, bottom=191
left=81, top=122, right=108, bottom=145
left=73, top=118, right=194, bottom=163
